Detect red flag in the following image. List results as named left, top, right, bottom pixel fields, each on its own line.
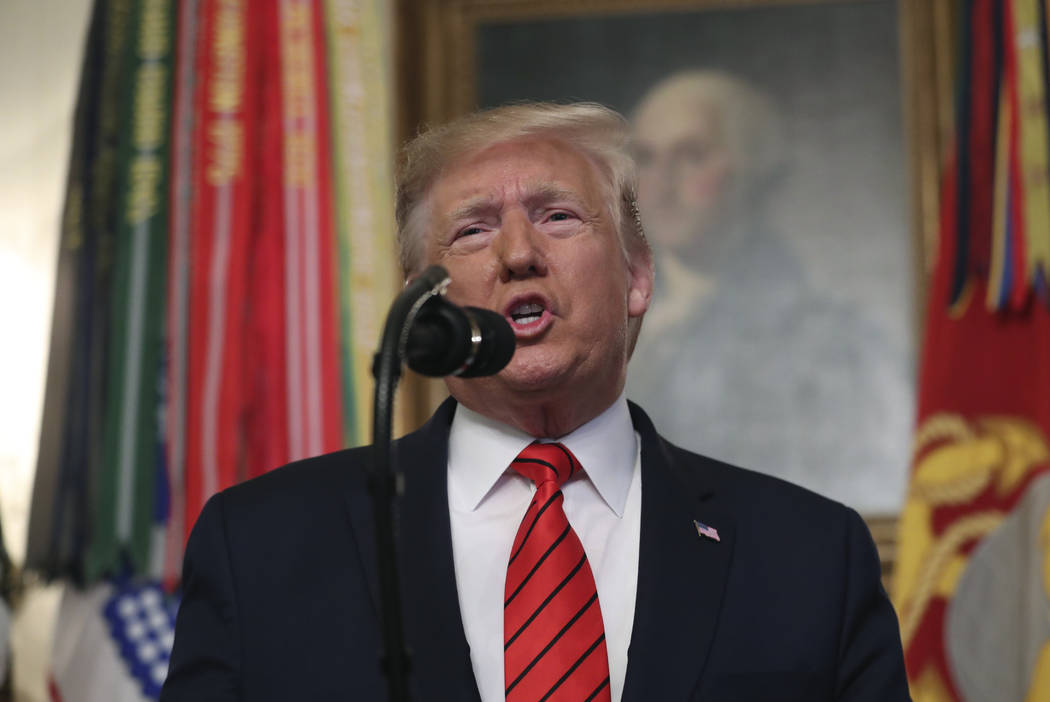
left=894, top=92, right=1050, bottom=702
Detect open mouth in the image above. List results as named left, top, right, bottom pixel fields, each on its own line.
left=503, top=296, right=552, bottom=336
left=509, top=302, right=544, bottom=326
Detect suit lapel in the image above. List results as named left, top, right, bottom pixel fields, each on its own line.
left=344, top=398, right=481, bottom=700
left=621, top=404, right=736, bottom=701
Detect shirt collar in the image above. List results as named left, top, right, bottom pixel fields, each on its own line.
left=447, top=392, right=637, bottom=517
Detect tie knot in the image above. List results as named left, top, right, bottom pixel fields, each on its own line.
left=511, top=442, right=580, bottom=488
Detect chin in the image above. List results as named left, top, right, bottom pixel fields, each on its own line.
left=498, top=365, right=565, bottom=393
left=496, top=350, right=575, bottom=393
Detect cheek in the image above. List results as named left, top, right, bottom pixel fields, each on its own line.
left=677, top=158, right=732, bottom=207
left=571, top=239, right=622, bottom=278
left=575, top=250, right=632, bottom=318
left=441, top=259, right=494, bottom=306
left=447, top=281, right=485, bottom=309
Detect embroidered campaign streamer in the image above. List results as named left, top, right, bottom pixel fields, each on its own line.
left=950, top=0, right=999, bottom=308
left=951, top=0, right=1050, bottom=311
left=87, top=0, right=176, bottom=581
left=1012, top=0, right=1050, bottom=297
left=242, top=0, right=291, bottom=481
left=161, top=0, right=201, bottom=589
left=323, top=0, right=398, bottom=446
left=274, top=0, right=344, bottom=462
left=988, top=0, right=1029, bottom=310
left=184, top=0, right=256, bottom=541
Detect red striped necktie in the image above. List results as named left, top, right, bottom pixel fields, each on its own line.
left=504, top=442, right=611, bottom=701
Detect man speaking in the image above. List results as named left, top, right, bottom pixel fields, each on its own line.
left=161, top=103, right=910, bottom=701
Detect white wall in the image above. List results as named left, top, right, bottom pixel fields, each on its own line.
left=0, top=0, right=93, bottom=567
left=1, top=3, right=92, bottom=700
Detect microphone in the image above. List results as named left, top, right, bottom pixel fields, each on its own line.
left=404, top=295, right=515, bottom=377
left=368, top=264, right=513, bottom=700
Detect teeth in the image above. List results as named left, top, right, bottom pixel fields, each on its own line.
left=510, top=302, right=544, bottom=325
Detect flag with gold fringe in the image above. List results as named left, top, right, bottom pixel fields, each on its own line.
left=893, top=0, right=1050, bottom=699
left=27, top=0, right=396, bottom=698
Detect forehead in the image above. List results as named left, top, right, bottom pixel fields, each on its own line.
left=428, top=137, right=607, bottom=213
left=633, top=94, right=722, bottom=146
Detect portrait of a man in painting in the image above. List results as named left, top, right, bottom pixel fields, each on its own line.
left=625, top=68, right=912, bottom=509
left=468, top=0, right=917, bottom=514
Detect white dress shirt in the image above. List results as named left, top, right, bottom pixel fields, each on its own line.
left=447, top=394, right=641, bottom=702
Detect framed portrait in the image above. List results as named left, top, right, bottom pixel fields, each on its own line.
left=398, top=0, right=955, bottom=573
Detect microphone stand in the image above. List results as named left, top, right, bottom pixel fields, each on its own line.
left=370, top=266, right=451, bottom=702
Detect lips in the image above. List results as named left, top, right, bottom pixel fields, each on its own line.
left=503, top=294, right=553, bottom=338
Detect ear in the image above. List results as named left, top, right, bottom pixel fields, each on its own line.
left=626, top=246, right=654, bottom=319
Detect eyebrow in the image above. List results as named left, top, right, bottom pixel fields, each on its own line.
left=523, top=184, right=587, bottom=211
left=447, top=197, right=500, bottom=222
left=446, top=184, right=588, bottom=222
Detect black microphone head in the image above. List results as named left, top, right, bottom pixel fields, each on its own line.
left=457, top=307, right=515, bottom=378
left=404, top=298, right=471, bottom=377
left=404, top=299, right=515, bottom=378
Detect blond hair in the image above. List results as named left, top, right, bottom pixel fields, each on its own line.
left=395, top=102, right=649, bottom=278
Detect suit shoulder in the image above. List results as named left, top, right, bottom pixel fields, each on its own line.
left=664, top=440, right=857, bottom=528
left=211, top=401, right=453, bottom=519
left=632, top=399, right=852, bottom=522
left=219, top=444, right=372, bottom=514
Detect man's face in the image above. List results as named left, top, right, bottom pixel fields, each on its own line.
left=424, top=137, right=651, bottom=419
left=633, top=96, right=733, bottom=254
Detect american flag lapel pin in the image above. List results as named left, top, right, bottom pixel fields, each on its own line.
left=694, top=519, right=720, bottom=542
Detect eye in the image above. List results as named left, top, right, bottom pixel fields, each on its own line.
left=457, top=225, right=485, bottom=238
left=546, top=211, right=576, bottom=223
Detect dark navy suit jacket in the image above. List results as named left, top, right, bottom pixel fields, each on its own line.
left=161, top=399, right=910, bottom=701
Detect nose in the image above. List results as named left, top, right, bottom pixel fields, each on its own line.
left=496, top=210, right=547, bottom=282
